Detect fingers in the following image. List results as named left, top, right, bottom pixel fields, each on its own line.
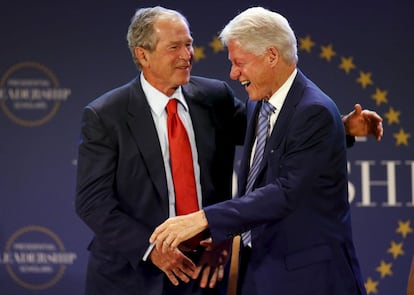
left=194, top=240, right=231, bottom=289
left=150, top=223, right=182, bottom=253
left=180, top=252, right=197, bottom=274
left=152, top=230, right=178, bottom=253
left=373, top=112, right=383, bottom=122
left=200, top=237, right=213, bottom=250
left=354, top=103, right=362, bottom=114
left=172, top=267, right=191, bottom=283
left=149, top=224, right=168, bottom=247
left=192, top=265, right=202, bottom=280
left=164, top=266, right=192, bottom=286
left=376, top=121, right=383, bottom=141
left=217, top=264, right=225, bottom=282
left=199, top=264, right=224, bottom=288
left=363, top=110, right=383, bottom=141
left=209, top=264, right=225, bottom=287
left=150, top=211, right=209, bottom=252
left=165, top=270, right=180, bottom=286
left=161, top=235, right=181, bottom=253
left=150, top=244, right=198, bottom=286
left=200, top=265, right=211, bottom=288
left=373, top=113, right=383, bottom=142
left=157, top=239, right=172, bottom=254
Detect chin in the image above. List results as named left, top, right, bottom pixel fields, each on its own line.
left=246, top=93, right=261, bottom=101
left=250, top=98, right=262, bottom=101
left=174, top=78, right=190, bottom=86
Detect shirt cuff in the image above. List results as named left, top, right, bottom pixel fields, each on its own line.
left=143, top=243, right=155, bottom=261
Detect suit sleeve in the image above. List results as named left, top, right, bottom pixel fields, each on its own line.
left=204, top=103, right=347, bottom=242
left=75, top=106, right=151, bottom=269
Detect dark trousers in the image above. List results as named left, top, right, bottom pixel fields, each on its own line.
left=238, top=246, right=257, bottom=295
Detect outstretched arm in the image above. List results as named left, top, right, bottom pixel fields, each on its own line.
left=342, top=104, right=383, bottom=141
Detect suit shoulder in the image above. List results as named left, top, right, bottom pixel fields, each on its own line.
left=293, top=74, right=336, bottom=111
left=87, top=78, right=138, bottom=111
left=186, top=76, right=237, bottom=104
left=188, top=76, right=231, bottom=94
left=189, top=75, right=226, bottom=86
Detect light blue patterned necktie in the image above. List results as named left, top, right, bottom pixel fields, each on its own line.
left=242, top=100, right=276, bottom=246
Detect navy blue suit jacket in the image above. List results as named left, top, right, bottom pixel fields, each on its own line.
left=75, top=75, right=245, bottom=295
left=204, top=70, right=366, bottom=295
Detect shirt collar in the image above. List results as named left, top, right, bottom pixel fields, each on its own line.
left=267, top=68, right=297, bottom=111
left=140, top=72, right=189, bottom=116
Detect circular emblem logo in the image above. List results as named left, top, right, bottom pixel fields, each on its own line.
left=3, top=225, right=77, bottom=290
left=0, top=62, right=71, bottom=127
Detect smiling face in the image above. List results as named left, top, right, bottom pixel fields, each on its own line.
left=135, top=16, right=194, bottom=96
left=227, top=39, right=287, bottom=101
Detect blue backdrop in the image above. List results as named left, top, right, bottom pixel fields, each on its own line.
left=1, top=0, right=413, bottom=294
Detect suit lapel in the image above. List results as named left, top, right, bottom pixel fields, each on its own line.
left=239, top=71, right=307, bottom=194
left=182, top=84, right=215, bottom=206
left=183, top=84, right=213, bottom=150
left=238, top=100, right=260, bottom=195
left=265, top=70, right=306, bottom=152
left=126, top=79, right=168, bottom=214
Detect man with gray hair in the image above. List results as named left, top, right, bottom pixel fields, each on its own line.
left=150, top=7, right=369, bottom=295
left=76, top=6, right=246, bottom=295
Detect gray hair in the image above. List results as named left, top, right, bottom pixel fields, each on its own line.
left=219, top=7, right=298, bottom=65
left=126, top=6, right=190, bottom=69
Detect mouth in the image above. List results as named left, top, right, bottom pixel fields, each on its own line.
left=177, top=65, right=190, bottom=70
left=177, top=62, right=192, bottom=69
left=241, top=80, right=251, bottom=88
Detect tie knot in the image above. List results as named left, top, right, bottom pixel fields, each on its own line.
left=166, top=99, right=178, bottom=115
left=260, top=100, right=275, bottom=117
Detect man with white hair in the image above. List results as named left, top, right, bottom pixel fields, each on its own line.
left=150, top=7, right=369, bottom=295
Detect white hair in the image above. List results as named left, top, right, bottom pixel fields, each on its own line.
left=219, top=7, right=298, bottom=65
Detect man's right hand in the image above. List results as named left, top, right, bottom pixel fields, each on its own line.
left=149, top=245, right=196, bottom=286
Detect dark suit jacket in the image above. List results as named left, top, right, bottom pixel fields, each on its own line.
left=75, top=75, right=246, bottom=295
left=204, top=70, right=366, bottom=295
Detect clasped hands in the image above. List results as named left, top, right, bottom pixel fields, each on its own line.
left=149, top=210, right=227, bottom=288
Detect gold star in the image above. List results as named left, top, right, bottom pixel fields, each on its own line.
left=387, top=240, right=404, bottom=259
left=193, top=46, right=206, bottom=62
left=384, top=107, right=400, bottom=125
left=365, top=277, right=379, bottom=294
left=371, top=88, right=388, bottom=106
left=320, top=44, right=336, bottom=62
left=375, top=260, right=393, bottom=278
left=393, top=128, right=411, bottom=146
left=339, top=56, right=356, bottom=74
left=209, top=36, right=224, bottom=53
left=396, top=220, right=413, bottom=238
left=299, top=35, right=316, bottom=53
left=356, top=71, right=374, bottom=89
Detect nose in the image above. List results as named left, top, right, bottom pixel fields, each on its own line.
left=179, top=46, right=193, bottom=60
left=229, top=65, right=240, bottom=80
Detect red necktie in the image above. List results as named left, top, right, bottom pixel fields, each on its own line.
left=166, top=99, right=199, bottom=215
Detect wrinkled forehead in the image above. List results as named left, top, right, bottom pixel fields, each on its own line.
left=153, top=16, right=193, bottom=43
left=157, top=12, right=189, bottom=28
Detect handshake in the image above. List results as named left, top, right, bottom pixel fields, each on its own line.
left=148, top=210, right=230, bottom=288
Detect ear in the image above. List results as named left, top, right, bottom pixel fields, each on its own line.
left=134, top=47, right=149, bottom=67
left=266, top=46, right=279, bottom=65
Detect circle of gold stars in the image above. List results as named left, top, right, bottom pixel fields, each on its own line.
left=362, top=219, right=412, bottom=294
left=197, top=34, right=411, bottom=146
